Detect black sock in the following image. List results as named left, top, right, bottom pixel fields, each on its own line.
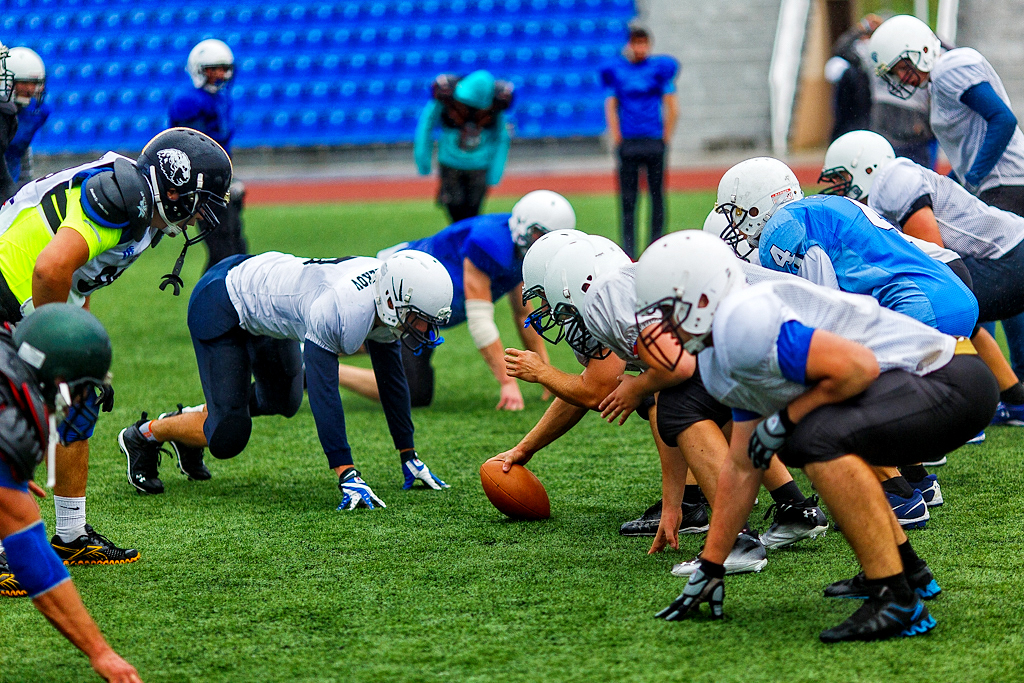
left=768, top=481, right=806, bottom=505
left=1000, top=383, right=1024, bottom=405
left=682, top=485, right=703, bottom=505
left=865, top=573, right=915, bottom=603
left=740, top=522, right=752, bottom=536
left=901, top=465, right=929, bottom=483
left=897, top=539, right=926, bottom=574
left=881, top=476, right=916, bottom=499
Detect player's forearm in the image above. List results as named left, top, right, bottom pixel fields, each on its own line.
left=516, top=397, right=588, bottom=456
left=33, top=581, right=112, bottom=660
left=662, top=95, right=678, bottom=142
left=604, top=97, right=621, bottom=143
left=31, top=266, right=73, bottom=306
left=659, top=440, right=688, bottom=512
left=480, top=339, right=517, bottom=387
left=702, top=435, right=762, bottom=563
left=532, top=363, right=605, bottom=409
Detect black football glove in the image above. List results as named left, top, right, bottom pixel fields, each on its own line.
left=655, top=558, right=725, bottom=620
left=748, top=409, right=795, bottom=470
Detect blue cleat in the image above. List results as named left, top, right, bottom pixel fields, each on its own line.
left=820, top=586, right=936, bottom=643
left=887, top=489, right=929, bottom=529
left=991, top=401, right=1024, bottom=427
left=907, top=474, right=943, bottom=507
left=965, top=430, right=986, bottom=445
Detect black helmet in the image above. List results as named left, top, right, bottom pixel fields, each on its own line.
left=13, top=304, right=112, bottom=405
left=136, top=127, right=233, bottom=295
left=136, top=127, right=232, bottom=232
left=79, top=157, right=155, bottom=242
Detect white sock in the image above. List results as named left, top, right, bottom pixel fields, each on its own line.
left=0, top=539, right=5, bottom=556
left=181, top=403, right=205, bottom=413
left=55, top=496, right=87, bottom=542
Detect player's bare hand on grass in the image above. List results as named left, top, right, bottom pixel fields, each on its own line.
left=648, top=506, right=681, bottom=555
left=488, top=447, right=532, bottom=472
left=655, top=559, right=725, bottom=621
left=496, top=381, right=525, bottom=411
left=599, top=374, right=644, bottom=424
left=402, top=456, right=449, bottom=490
left=90, top=648, right=143, bottom=683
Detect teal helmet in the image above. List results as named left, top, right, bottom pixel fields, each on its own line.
left=13, top=304, right=112, bottom=405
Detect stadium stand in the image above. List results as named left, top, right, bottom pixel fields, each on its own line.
left=3, top=0, right=636, bottom=153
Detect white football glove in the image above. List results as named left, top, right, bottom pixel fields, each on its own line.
left=337, top=468, right=386, bottom=510
left=403, top=455, right=450, bottom=490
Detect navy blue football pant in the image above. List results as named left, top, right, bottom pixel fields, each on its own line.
left=187, top=255, right=303, bottom=459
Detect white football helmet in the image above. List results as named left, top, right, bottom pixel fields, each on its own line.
left=634, top=231, right=744, bottom=367
left=0, top=44, right=12, bottom=104
left=543, top=235, right=631, bottom=359
left=715, top=157, right=803, bottom=251
left=7, top=47, right=44, bottom=106
left=703, top=209, right=756, bottom=263
left=819, top=130, right=896, bottom=200
left=373, top=250, right=454, bottom=355
left=521, top=228, right=586, bottom=342
left=509, top=190, right=576, bottom=255
left=868, top=15, right=941, bottom=99
left=187, top=39, right=235, bottom=93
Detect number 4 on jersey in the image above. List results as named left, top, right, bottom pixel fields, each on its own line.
left=769, top=244, right=802, bottom=269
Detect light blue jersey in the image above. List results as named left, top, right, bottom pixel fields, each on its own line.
left=758, top=195, right=978, bottom=336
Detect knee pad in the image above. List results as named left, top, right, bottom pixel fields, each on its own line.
left=207, top=413, right=252, bottom=459
left=4, top=521, right=70, bottom=598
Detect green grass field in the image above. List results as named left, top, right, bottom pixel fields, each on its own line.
left=2, top=191, right=1024, bottom=683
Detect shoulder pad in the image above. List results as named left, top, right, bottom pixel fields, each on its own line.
left=492, top=81, right=514, bottom=111
left=432, top=74, right=459, bottom=102
left=0, top=336, right=49, bottom=460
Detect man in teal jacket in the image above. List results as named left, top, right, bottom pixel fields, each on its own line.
left=414, top=70, right=513, bottom=222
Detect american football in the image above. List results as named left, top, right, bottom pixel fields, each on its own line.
left=479, top=460, right=551, bottom=520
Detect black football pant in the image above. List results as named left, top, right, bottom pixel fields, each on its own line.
left=400, top=342, right=435, bottom=408
left=201, top=181, right=248, bottom=272
left=438, top=165, right=489, bottom=223
left=618, top=138, right=666, bottom=259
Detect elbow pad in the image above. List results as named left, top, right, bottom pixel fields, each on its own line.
left=4, top=521, right=70, bottom=598
left=465, top=299, right=500, bottom=349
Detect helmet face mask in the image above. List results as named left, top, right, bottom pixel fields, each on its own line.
left=820, top=130, right=896, bottom=200
left=817, top=166, right=856, bottom=197
left=0, top=45, right=13, bottom=104
left=706, top=207, right=758, bottom=262
left=869, top=15, right=940, bottom=100
left=7, top=46, right=46, bottom=106
left=373, top=250, right=454, bottom=355
left=520, top=229, right=587, bottom=344
left=635, top=303, right=688, bottom=371
left=395, top=305, right=448, bottom=356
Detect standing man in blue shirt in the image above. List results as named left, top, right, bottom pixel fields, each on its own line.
left=414, top=70, right=513, bottom=223
left=600, top=27, right=679, bottom=259
left=3, top=47, right=49, bottom=194
left=168, top=39, right=247, bottom=271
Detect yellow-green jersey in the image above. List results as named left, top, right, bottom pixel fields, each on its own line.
left=0, top=152, right=160, bottom=319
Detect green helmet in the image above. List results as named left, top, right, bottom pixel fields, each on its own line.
left=13, top=304, right=112, bottom=403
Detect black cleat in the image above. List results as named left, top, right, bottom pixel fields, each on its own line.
left=619, top=499, right=709, bottom=536
left=51, top=524, right=140, bottom=566
left=819, top=585, right=936, bottom=643
left=825, top=562, right=942, bottom=600
left=0, top=552, right=27, bottom=597
left=759, top=494, right=828, bottom=549
left=159, top=404, right=211, bottom=481
left=119, top=412, right=166, bottom=494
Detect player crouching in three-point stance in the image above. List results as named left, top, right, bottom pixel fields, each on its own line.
left=118, top=250, right=454, bottom=509
left=640, top=232, right=997, bottom=642
left=0, top=305, right=143, bottom=681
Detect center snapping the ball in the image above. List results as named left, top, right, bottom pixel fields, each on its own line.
left=479, top=461, right=550, bottom=520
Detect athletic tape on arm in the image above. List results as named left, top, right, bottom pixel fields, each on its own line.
left=4, top=520, right=70, bottom=598
left=465, top=299, right=500, bottom=349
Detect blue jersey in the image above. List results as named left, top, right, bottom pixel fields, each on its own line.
left=4, top=101, right=50, bottom=181
left=599, top=55, right=678, bottom=139
left=405, top=213, right=521, bottom=327
left=758, top=195, right=978, bottom=336
left=168, top=87, right=234, bottom=155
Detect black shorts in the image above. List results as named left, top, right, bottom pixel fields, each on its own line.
left=779, top=354, right=998, bottom=468
left=656, top=364, right=733, bottom=444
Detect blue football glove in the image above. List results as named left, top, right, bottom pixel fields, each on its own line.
left=748, top=410, right=794, bottom=470
left=57, top=389, right=103, bottom=445
left=337, top=468, right=386, bottom=511
left=655, top=559, right=725, bottom=621
left=402, top=455, right=449, bottom=490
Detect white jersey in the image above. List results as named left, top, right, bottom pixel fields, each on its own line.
left=870, top=157, right=1024, bottom=259
left=930, top=48, right=1024, bottom=194
left=225, top=252, right=392, bottom=355
left=581, top=264, right=650, bottom=369
left=698, top=279, right=956, bottom=417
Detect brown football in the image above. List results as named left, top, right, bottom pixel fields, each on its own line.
left=479, top=460, right=551, bottom=520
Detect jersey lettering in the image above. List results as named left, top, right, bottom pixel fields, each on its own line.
left=76, top=265, right=126, bottom=294
left=302, top=257, right=354, bottom=265
left=769, top=245, right=803, bottom=269
left=350, top=269, right=377, bottom=292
